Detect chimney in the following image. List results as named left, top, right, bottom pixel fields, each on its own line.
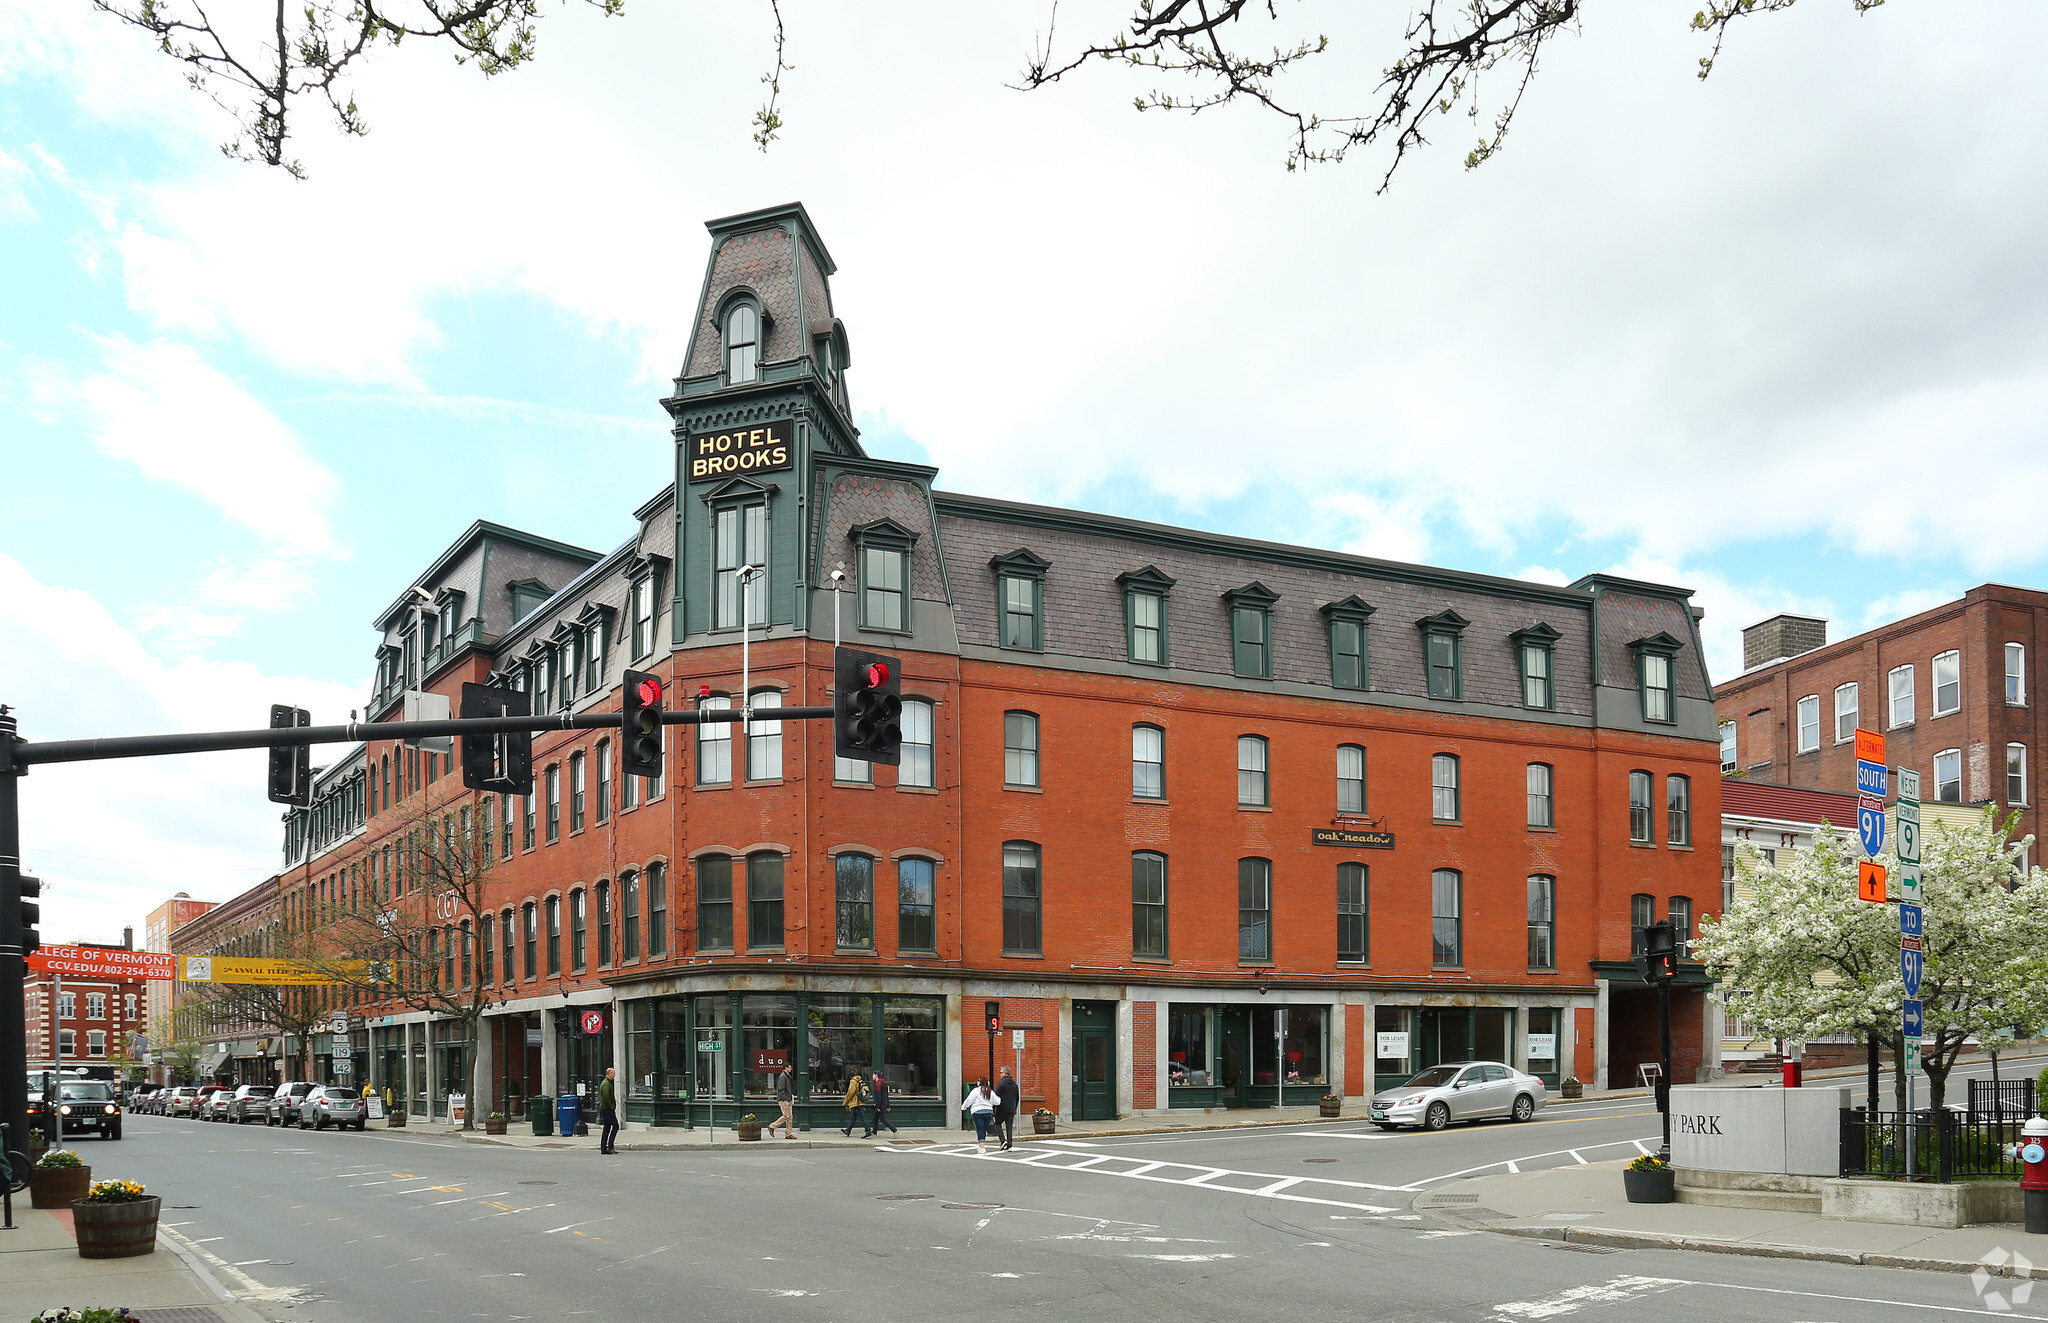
left=1743, top=614, right=1828, bottom=670
left=123, top=926, right=134, bottom=950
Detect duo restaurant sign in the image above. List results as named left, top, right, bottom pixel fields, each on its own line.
left=687, top=419, right=794, bottom=482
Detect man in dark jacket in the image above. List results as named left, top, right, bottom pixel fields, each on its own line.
left=597, top=1067, right=620, bottom=1154
left=993, top=1065, right=1020, bottom=1151
left=870, top=1071, right=899, bottom=1135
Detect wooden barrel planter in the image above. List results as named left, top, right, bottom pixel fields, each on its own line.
left=30, top=1165, right=91, bottom=1209
left=387, top=1111, right=408, bottom=1129
left=74, top=1196, right=162, bottom=1258
left=736, top=1118, right=763, bottom=1141
left=484, top=1117, right=508, bottom=1136
left=1032, top=1113, right=1056, bottom=1135
left=1319, top=1099, right=1342, bottom=1118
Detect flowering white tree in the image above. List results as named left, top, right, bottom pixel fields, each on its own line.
left=1693, top=810, right=2048, bottom=1112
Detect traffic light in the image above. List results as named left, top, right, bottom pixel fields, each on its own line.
left=459, top=682, right=532, bottom=795
left=833, top=646, right=902, bottom=766
left=266, top=705, right=310, bottom=805
left=1638, top=920, right=1678, bottom=984
left=16, top=872, right=41, bottom=957
left=621, top=670, right=665, bottom=779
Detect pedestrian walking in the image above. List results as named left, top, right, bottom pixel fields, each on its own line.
left=841, top=1071, right=876, bottom=1137
left=993, top=1065, right=1020, bottom=1151
left=597, top=1066, right=620, bottom=1154
left=766, top=1065, right=797, bottom=1139
left=871, top=1071, right=899, bottom=1135
left=962, top=1077, right=999, bottom=1154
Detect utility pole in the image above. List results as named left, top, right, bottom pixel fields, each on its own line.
left=0, top=706, right=30, bottom=1163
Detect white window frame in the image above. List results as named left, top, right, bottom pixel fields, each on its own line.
left=2009, top=743, right=2029, bottom=806
left=899, top=699, right=935, bottom=789
left=1005, top=711, right=1041, bottom=789
left=1834, top=682, right=1859, bottom=743
left=746, top=689, right=782, bottom=781
left=1796, top=694, right=1820, bottom=753
left=697, top=695, right=733, bottom=786
left=1934, top=747, right=1962, bottom=803
left=1889, top=664, right=1915, bottom=728
left=2009, top=643, right=2028, bottom=706
left=1933, top=650, right=1962, bottom=717
left=1718, top=722, right=1736, bottom=774
left=86, top=994, right=106, bottom=1020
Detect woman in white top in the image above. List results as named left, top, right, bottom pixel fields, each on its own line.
left=961, top=1077, right=1000, bottom=1154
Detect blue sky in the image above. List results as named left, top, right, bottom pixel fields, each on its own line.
left=5, top=2, right=2047, bottom=942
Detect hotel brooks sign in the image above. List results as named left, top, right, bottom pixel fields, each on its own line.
left=687, top=419, right=794, bottom=481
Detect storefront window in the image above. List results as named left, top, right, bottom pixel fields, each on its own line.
left=1168, top=1006, right=1213, bottom=1086
left=807, top=994, right=872, bottom=1102
left=742, top=994, right=800, bottom=1097
left=1256, top=1006, right=1326, bottom=1086
left=657, top=1000, right=691, bottom=1099
left=692, top=995, right=733, bottom=1100
left=627, top=1002, right=655, bottom=1097
left=882, top=998, right=941, bottom=1098
left=1526, top=1007, right=1560, bottom=1083
left=1374, top=1005, right=1412, bottom=1084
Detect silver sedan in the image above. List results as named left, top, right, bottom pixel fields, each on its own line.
left=1368, top=1061, right=1547, bottom=1132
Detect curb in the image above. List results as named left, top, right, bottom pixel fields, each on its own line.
left=1485, top=1222, right=2022, bottom=1276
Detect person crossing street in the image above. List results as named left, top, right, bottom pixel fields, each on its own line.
left=597, top=1067, right=620, bottom=1155
left=993, top=1065, right=1020, bottom=1151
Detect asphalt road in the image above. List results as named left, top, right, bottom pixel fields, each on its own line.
left=93, top=1065, right=2048, bottom=1323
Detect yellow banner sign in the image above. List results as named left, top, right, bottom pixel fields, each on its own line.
left=178, top=956, right=381, bottom=985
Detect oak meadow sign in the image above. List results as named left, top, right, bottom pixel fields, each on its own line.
left=1311, top=828, right=1395, bottom=849
left=687, top=419, right=794, bottom=482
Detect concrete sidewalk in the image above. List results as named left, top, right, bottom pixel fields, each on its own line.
left=0, top=1200, right=271, bottom=1322
left=1418, top=1159, right=2048, bottom=1278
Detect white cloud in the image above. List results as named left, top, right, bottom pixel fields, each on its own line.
left=0, top=554, right=363, bottom=945
left=34, top=335, right=342, bottom=555
left=1860, top=586, right=1963, bottom=633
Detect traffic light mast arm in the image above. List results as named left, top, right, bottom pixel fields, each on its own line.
left=11, top=707, right=836, bottom=767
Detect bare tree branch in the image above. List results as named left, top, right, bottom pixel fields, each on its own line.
left=753, top=0, right=791, bottom=151
left=1021, top=1, right=1893, bottom=188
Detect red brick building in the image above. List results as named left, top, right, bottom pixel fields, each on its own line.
left=227, top=203, right=1722, bottom=1130
left=23, top=933, right=147, bottom=1077
left=1714, top=586, right=2046, bottom=858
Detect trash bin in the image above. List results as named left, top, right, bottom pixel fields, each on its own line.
left=1783, top=1059, right=1803, bottom=1088
left=529, top=1095, right=554, bottom=1137
left=557, top=1093, right=581, bottom=1139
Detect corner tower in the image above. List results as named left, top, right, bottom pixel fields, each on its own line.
left=663, top=202, right=861, bottom=643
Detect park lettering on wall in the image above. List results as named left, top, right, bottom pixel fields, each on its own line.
left=688, top=419, right=794, bottom=481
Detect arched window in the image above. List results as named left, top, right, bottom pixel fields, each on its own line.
left=647, top=861, right=668, bottom=957
left=596, top=880, right=612, bottom=968
left=726, top=302, right=759, bottom=383
left=697, top=855, right=733, bottom=950
left=834, top=853, right=875, bottom=950
left=545, top=895, right=561, bottom=975
left=620, top=869, right=640, bottom=962
left=569, top=888, right=587, bottom=973
left=501, top=908, right=515, bottom=984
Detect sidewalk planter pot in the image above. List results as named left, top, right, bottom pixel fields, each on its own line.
left=1319, top=1096, right=1342, bottom=1119
left=484, top=1116, right=508, bottom=1136
left=387, top=1110, right=407, bottom=1129
left=1623, top=1167, right=1675, bottom=1204
left=736, top=1115, right=762, bottom=1142
left=31, top=1164, right=91, bottom=1209
left=1033, top=1111, right=1056, bottom=1135
left=73, top=1195, right=162, bottom=1258
left=1561, top=1079, right=1583, bottom=1100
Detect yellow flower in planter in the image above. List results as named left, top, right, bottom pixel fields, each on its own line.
left=84, top=1179, right=150, bottom=1202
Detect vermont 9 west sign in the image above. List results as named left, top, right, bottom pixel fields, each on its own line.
left=687, top=419, right=794, bottom=481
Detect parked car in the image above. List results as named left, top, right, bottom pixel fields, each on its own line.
left=164, top=1086, right=202, bottom=1117
left=54, top=1080, right=123, bottom=1140
left=299, top=1085, right=367, bottom=1131
left=1369, top=1061, right=1548, bottom=1132
left=223, top=1084, right=276, bottom=1123
left=198, top=1086, right=236, bottom=1121
left=266, top=1082, right=319, bottom=1127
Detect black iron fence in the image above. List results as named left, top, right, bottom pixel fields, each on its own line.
left=1967, top=1077, right=2035, bottom=1117
left=1841, top=1108, right=2025, bottom=1183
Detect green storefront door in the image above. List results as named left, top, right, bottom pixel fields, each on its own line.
left=1219, top=1008, right=1251, bottom=1107
left=1071, top=1001, right=1116, bottom=1121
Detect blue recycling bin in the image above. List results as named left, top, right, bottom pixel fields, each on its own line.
left=557, top=1094, right=581, bottom=1138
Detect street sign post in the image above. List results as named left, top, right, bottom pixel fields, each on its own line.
left=1902, top=948, right=1923, bottom=997
left=1857, top=759, right=1890, bottom=797
left=1858, top=794, right=1886, bottom=857
left=1904, top=999, right=1923, bottom=1039
left=1894, top=759, right=1925, bottom=1169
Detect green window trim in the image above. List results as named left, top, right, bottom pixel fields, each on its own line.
left=1322, top=596, right=1375, bottom=691
left=852, top=518, right=918, bottom=635
left=1629, top=631, right=1684, bottom=726
left=1510, top=622, right=1560, bottom=711
left=1118, top=565, right=1176, bottom=667
left=990, top=548, right=1049, bottom=653
left=1224, top=582, right=1279, bottom=680
left=1417, top=609, right=1469, bottom=701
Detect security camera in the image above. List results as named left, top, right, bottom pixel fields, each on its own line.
left=409, top=586, right=434, bottom=604
left=828, top=568, right=847, bottom=585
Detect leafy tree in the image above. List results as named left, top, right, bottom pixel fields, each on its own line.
left=1693, top=809, right=2048, bottom=1112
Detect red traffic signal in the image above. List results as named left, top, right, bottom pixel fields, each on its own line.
left=621, top=669, right=665, bottom=779
left=636, top=676, right=663, bottom=708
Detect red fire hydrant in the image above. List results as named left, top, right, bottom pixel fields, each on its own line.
left=2019, top=1116, right=2048, bottom=1234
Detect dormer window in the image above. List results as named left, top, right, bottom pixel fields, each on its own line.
left=1417, top=609, right=1470, bottom=700
left=990, top=549, right=1049, bottom=652
left=851, top=519, right=918, bottom=634
left=1224, top=583, right=1279, bottom=679
left=1629, top=632, right=1684, bottom=725
left=726, top=303, right=760, bottom=384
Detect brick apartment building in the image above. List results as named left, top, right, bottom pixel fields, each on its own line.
left=23, top=931, right=147, bottom=1077
left=1714, top=586, right=2046, bottom=858
left=142, top=892, right=216, bottom=1083
left=199, top=203, right=1724, bottom=1130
